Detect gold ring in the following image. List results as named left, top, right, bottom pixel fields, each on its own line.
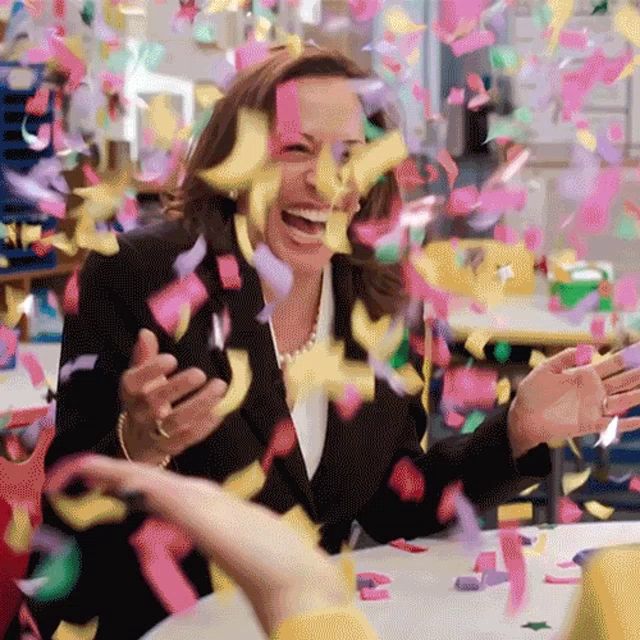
left=152, top=418, right=171, bottom=439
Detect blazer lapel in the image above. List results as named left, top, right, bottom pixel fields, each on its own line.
left=209, top=224, right=318, bottom=517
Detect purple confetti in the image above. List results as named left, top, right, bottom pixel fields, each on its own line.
left=253, top=243, right=293, bottom=324
left=620, top=343, right=640, bottom=370
left=174, top=235, right=207, bottom=280
left=15, top=577, right=49, bottom=597
left=4, top=168, right=64, bottom=204
left=455, top=575, right=482, bottom=591
left=59, top=354, right=98, bottom=384
left=560, top=290, right=600, bottom=326
left=596, top=130, right=622, bottom=166
left=356, top=577, right=377, bottom=590
left=454, top=491, right=482, bottom=554
left=370, top=356, right=406, bottom=396
left=482, top=569, right=510, bottom=587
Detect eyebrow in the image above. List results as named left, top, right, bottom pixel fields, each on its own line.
left=301, top=132, right=365, bottom=146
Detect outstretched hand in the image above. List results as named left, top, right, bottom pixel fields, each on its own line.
left=507, top=343, right=640, bottom=458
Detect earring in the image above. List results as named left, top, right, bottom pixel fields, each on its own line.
left=228, top=190, right=238, bottom=200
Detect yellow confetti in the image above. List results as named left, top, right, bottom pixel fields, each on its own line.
left=52, top=618, right=98, bottom=640
left=281, top=505, right=321, bottom=548
left=315, top=142, right=343, bottom=205
left=254, top=16, right=273, bottom=42
left=345, top=130, right=408, bottom=196
left=384, top=6, right=426, bottom=34
left=45, top=232, right=79, bottom=256
left=334, top=359, right=376, bottom=402
left=4, top=505, right=32, bottom=553
left=519, top=483, right=540, bottom=497
left=584, top=500, right=614, bottom=521
left=464, top=329, right=492, bottom=360
left=6, top=222, right=17, bottom=246
left=145, top=94, right=179, bottom=150
left=614, top=4, right=640, bottom=48
left=547, top=0, right=575, bottom=52
left=406, top=47, right=420, bottom=67
left=208, top=562, right=236, bottom=600
left=2, top=286, right=27, bottom=328
left=76, top=227, right=119, bottom=256
left=233, top=214, right=255, bottom=265
left=64, top=35, right=86, bottom=62
left=529, top=349, right=547, bottom=368
left=195, top=85, right=224, bottom=110
left=567, top=437, right=583, bottom=460
left=49, top=491, right=128, bottom=532
left=395, top=363, right=424, bottom=396
left=200, top=108, right=269, bottom=192
left=616, top=54, right=640, bottom=82
left=323, top=211, right=352, bottom=254
left=204, top=0, right=231, bottom=13
left=174, top=302, right=191, bottom=342
left=497, top=502, right=533, bottom=523
left=286, top=34, right=304, bottom=58
left=73, top=172, right=129, bottom=221
left=212, top=349, right=252, bottom=419
left=222, top=460, right=266, bottom=500
left=562, top=467, right=591, bottom=496
left=351, top=299, right=402, bottom=360
left=20, top=224, right=41, bottom=248
left=248, top=165, right=281, bottom=234
left=523, top=532, right=547, bottom=557
left=0, top=256, right=8, bottom=269
left=576, top=129, right=597, bottom=153
left=496, top=377, right=511, bottom=405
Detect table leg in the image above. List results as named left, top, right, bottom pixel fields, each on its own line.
left=546, top=447, right=563, bottom=524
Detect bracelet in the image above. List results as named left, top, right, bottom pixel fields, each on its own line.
left=117, top=411, right=171, bottom=469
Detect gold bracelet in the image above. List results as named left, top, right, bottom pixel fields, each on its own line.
left=117, top=411, right=171, bottom=469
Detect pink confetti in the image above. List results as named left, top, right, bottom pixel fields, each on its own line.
left=253, top=244, right=293, bottom=323
left=609, top=122, right=624, bottom=143
left=590, top=316, right=605, bottom=340
left=450, top=30, right=496, bottom=57
left=389, top=539, right=428, bottom=553
left=275, top=80, right=302, bottom=147
left=613, top=276, right=638, bottom=311
left=437, top=148, right=459, bottom=190
left=235, top=40, right=269, bottom=71
left=0, top=325, right=18, bottom=367
left=147, top=272, right=209, bottom=337
left=575, top=344, right=594, bottom=366
left=360, top=587, right=390, bottom=600
left=558, top=497, right=583, bottom=524
left=394, top=159, right=426, bottom=191
left=467, top=73, right=486, bottom=95
left=562, top=291, right=600, bottom=325
left=493, top=224, right=519, bottom=245
left=358, top=571, right=391, bottom=585
left=81, top=163, right=101, bottom=186
left=447, top=87, right=465, bottom=105
left=388, top=456, right=425, bottom=503
left=524, top=226, right=544, bottom=252
left=437, top=480, right=463, bottom=524
left=48, top=32, right=86, bottom=92
left=431, top=334, right=451, bottom=368
left=447, top=185, right=479, bottom=216
left=556, top=560, right=578, bottom=569
left=628, top=476, right=640, bottom=493
left=130, top=519, right=197, bottom=614
left=480, top=188, right=527, bottom=214
left=19, top=353, right=46, bottom=387
left=425, top=163, right=439, bottom=183
left=444, top=411, right=465, bottom=429
left=261, top=418, right=297, bottom=473
left=559, top=29, right=588, bottom=50
left=25, top=87, right=50, bottom=116
left=500, top=524, right=526, bottom=615
left=348, top=0, right=381, bottom=22
left=544, top=574, right=581, bottom=585
left=37, top=199, right=66, bottom=218
left=335, top=383, right=363, bottom=421
left=474, top=551, right=496, bottom=573
left=216, top=254, right=242, bottom=290
left=63, top=270, right=79, bottom=315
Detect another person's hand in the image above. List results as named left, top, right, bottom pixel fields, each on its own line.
left=507, top=344, right=640, bottom=458
left=119, top=329, right=228, bottom=464
left=46, top=455, right=350, bottom=637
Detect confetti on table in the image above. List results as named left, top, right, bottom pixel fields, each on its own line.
left=594, top=416, right=619, bottom=449
left=52, top=618, right=98, bottom=640
left=388, top=456, right=425, bottom=503
left=358, top=572, right=392, bottom=585
left=558, top=497, right=583, bottom=524
left=49, top=490, right=127, bottom=531
left=59, top=354, right=98, bottom=384
left=474, top=551, right=496, bottom=573
left=521, top=621, right=551, bottom=631
left=455, top=575, right=483, bottom=591
left=562, top=468, right=591, bottom=496
left=483, top=569, right=509, bottom=587
left=544, top=574, right=581, bottom=585
left=389, top=538, right=428, bottom=553
left=19, top=352, right=46, bottom=387
left=584, top=501, right=614, bottom=521
left=360, top=587, right=390, bottom=600
left=212, top=349, right=252, bottom=420
left=130, top=518, right=197, bottom=614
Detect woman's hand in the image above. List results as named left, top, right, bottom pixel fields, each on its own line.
left=119, top=329, right=228, bottom=464
left=46, top=455, right=349, bottom=636
left=507, top=344, right=640, bottom=458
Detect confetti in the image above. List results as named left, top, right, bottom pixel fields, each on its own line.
left=628, top=476, right=640, bottom=493
left=21, top=118, right=51, bottom=151
left=389, top=538, right=428, bottom=553
left=357, top=571, right=391, bottom=585
left=451, top=30, right=496, bottom=57
left=216, top=254, right=242, bottom=290
left=464, top=329, right=491, bottom=360
left=58, top=354, right=98, bottom=384
left=281, top=504, right=321, bottom=548
left=49, top=490, right=127, bottom=531
left=360, top=587, right=390, bottom=600
left=497, top=502, right=533, bottom=523
left=436, top=148, right=459, bottom=190
left=584, top=500, right=614, bottom=520
left=323, top=211, right=352, bottom=254
left=483, top=569, right=510, bottom=587
left=474, top=551, right=496, bottom=573
left=461, top=410, right=486, bottom=435
left=4, top=504, right=32, bottom=553
left=212, top=349, right=252, bottom=420
left=348, top=0, right=381, bottom=22
left=613, top=276, right=638, bottom=312
left=275, top=80, right=302, bottom=146
left=30, top=537, right=81, bottom=603
left=52, top=618, right=98, bottom=640
left=437, top=480, right=463, bottom=525
left=447, top=87, right=465, bottom=105
left=500, top=525, right=526, bottom=615
left=614, top=4, right=640, bottom=47
left=335, top=383, right=364, bottom=422
left=388, top=456, right=425, bottom=502
left=261, top=418, right=297, bottom=474
left=0, top=325, right=18, bottom=367
left=455, top=575, right=482, bottom=591
left=522, top=621, right=551, bottom=631
left=447, top=185, right=479, bottom=216
left=454, top=491, right=481, bottom=553
left=559, top=28, right=588, bottom=50
left=558, top=497, right=583, bottom=524
left=25, top=86, right=50, bottom=116
left=222, top=460, right=266, bottom=500
left=63, top=270, right=80, bottom=315
left=249, top=165, right=281, bottom=234
left=19, top=352, right=46, bottom=388
left=562, top=468, right=591, bottom=495
left=253, top=243, right=293, bottom=323
left=130, top=519, right=197, bottom=614
left=544, top=574, right=581, bottom=585
left=173, top=235, right=207, bottom=280
left=594, top=416, right=619, bottom=448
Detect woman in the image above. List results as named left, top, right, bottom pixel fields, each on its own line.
left=38, top=46, right=640, bottom=638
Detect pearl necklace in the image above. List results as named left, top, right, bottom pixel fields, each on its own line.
left=276, top=307, right=321, bottom=366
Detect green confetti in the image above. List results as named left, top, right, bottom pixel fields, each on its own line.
left=138, top=42, right=166, bottom=72
left=193, top=22, right=216, bottom=44
left=465, top=357, right=474, bottom=368
left=591, top=1, right=608, bottom=15
left=485, top=120, right=527, bottom=144
left=513, top=107, right=533, bottom=125
left=409, top=226, right=426, bottom=246
left=389, top=330, right=410, bottom=369
left=375, top=243, right=401, bottom=264
left=461, top=410, right=486, bottom=434
left=522, top=621, right=552, bottom=631
left=493, top=341, right=512, bottom=363
left=489, top=46, right=520, bottom=71
left=31, top=540, right=81, bottom=603
left=533, top=4, right=552, bottom=28
left=364, top=117, right=385, bottom=142
left=615, top=214, right=638, bottom=240
left=80, top=0, right=95, bottom=27
left=107, top=48, right=132, bottom=74
left=537, top=523, right=557, bottom=530
left=192, top=108, right=213, bottom=140
left=0, top=222, right=6, bottom=241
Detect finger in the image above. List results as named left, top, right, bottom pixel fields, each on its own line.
left=603, top=368, right=640, bottom=395
left=145, top=368, right=207, bottom=417
left=544, top=348, right=578, bottom=373
left=130, top=329, right=159, bottom=367
left=163, top=378, right=228, bottom=437
left=121, top=354, right=178, bottom=401
left=606, top=389, right=640, bottom=417
left=616, top=417, right=640, bottom=434
left=593, top=351, right=625, bottom=380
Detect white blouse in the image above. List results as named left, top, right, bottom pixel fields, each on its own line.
left=267, top=264, right=334, bottom=479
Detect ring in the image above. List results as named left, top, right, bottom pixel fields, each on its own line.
left=152, top=418, right=171, bottom=439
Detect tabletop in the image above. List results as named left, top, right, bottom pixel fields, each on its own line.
left=143, top=521, right=640, bottom=640
left=447, top=294, right=636, bottom=347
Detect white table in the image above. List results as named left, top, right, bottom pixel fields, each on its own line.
left=144, top=522, right=640, bottom=640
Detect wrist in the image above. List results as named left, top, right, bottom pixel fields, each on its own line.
left=507, top=399, right=535, bottom=460
left=117, top=412, right=171, bottom=467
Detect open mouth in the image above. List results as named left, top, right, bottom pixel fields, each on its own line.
left=281, top=209, right=329, bottom=242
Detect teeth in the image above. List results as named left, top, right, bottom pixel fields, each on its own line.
left=286, top=208, right=330, bottom=223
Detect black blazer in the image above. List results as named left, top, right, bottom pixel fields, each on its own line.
left=32, top=219, right=550, bottom=639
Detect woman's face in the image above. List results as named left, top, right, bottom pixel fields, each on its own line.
left=264, top=76, right=365, bottom=274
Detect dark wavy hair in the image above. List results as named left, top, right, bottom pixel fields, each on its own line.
left=166, top=45, right=407, bottom=320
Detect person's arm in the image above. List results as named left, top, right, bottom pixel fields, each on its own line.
left=356, top=398, right=551, bottom=543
